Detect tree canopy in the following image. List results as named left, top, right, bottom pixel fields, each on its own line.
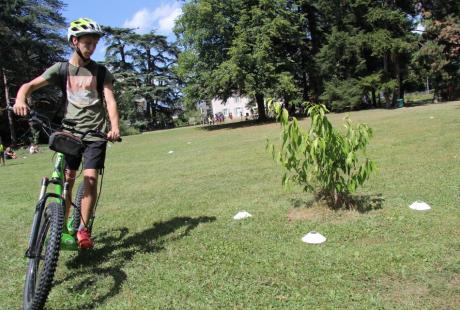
left=175, top=0, right=460, bottom=115
left=1, top=0, right=459, bottom=142
left=103, top=27, right=182, bottom=130
left=0, top=0, right=67, bottom=144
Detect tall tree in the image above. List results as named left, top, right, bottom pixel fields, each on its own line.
left=175, top=0, right=237, bottom=111
left=103, top=27, right=181, bottom=129
left=417, top=0, right=460, bottom=101
left=103, top=26, right=136, bottom=71
left=313, top=0, right=419, bottom=109
left=0, top=0, right=67, bottom=144
left=129, top=32, right=179, bottom=125
left=176, top=0, right=305, bottom=119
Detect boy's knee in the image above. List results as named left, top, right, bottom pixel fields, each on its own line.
left=83, top=174, right=98, bottom=187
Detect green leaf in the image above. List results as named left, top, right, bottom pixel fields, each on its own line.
left=281, top=108, right=289, bottom=124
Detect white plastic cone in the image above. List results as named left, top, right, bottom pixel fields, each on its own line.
left=409, top=201, right=431, bottom=211
left=301, top=231, right=326, bottom=244
left=233, top=211, right=252, bottom=220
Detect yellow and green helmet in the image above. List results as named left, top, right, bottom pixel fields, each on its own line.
left=67, top=17, right=104, bottom=42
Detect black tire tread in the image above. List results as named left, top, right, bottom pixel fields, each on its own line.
left=23, top=202, right=63, bottom=310
left=73, top=183, right=85, bottom=232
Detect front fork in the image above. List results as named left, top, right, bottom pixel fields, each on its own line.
left=25, top=177, right=69, bottom=258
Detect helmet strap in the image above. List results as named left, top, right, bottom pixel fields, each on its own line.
left=75, top=47, right=91, bottom=62
left=70, top=36, right=93, bottom=64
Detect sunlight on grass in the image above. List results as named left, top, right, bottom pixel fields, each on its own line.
left=1, top=102, right=459, bottom=308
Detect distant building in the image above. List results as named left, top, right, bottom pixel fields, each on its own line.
left=211, top=95, right=254, bottom=119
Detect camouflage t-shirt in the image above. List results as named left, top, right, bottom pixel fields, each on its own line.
left=41, top=61, right=114, bottom=141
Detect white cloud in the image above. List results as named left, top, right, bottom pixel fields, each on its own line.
left=123, top=9, right=152, bottom=32
left=123, top=3, right=182, bottom=35
left=158, top=7, right=182, bottom=33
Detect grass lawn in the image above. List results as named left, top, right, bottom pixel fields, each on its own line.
left=1, top=102, right=459, bottom=309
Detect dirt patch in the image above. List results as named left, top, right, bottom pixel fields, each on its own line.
left=448, top=274, right=460, bottom=288
left=287, top=205, right=328, bottom=222
left=379, top=276, right=460, bottom=309
left=379, top=278, right=430, bottom=306
left=287, top=204, right=363, bottom=223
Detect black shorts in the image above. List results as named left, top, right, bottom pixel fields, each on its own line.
left=65, top=140, right=107, bottom=171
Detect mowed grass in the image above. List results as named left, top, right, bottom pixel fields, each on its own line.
left=1, top=102, right=459, bottom=309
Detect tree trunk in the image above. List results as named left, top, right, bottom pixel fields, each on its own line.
left=371, top=89, right=377, bottom=107
left=383, top=52, right=391, bottom=108
left=118, top=43, right=126, bottom=68
left=302, top=72, right=309, bottom=102
left=144, top=100, right=152, bottom=121
left=301, top=4, right=322, bottom=103
left=2, top=68, right=16, bottom=145
left=152, top=99, right=157, bottom=126
left=305, top=4, right=320, bottom=55
left=255, top=93, right=266, bottom=120
left=394, top=53, right=404, bottom=100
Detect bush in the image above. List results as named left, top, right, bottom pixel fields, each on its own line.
left=267, top=101, right=376, bottom=208
left=119, top=120, right=140, bottom=136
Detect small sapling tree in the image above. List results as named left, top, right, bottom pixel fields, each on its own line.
left=267, top=101, right=376, bottom=208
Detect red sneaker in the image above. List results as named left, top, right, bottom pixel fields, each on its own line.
left=76, top=228, right=94, bottom=249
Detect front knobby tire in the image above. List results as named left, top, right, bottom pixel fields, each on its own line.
left=23, top=202, right=64, bottom=310
left=72, top=183, right=85, bottom=232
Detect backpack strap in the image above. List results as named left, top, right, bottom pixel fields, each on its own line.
left=96, top=64, right=107, bottom=101
left=58, top=61, right=69, bottom=104
left=55, top=61, right=69, bottom=120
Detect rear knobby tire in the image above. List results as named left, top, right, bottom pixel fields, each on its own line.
left=72, top=183, right=85, bottom=232
left=23, top=202, right=64, bottom=310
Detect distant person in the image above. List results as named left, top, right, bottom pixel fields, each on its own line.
left=29, top=144, right=39, bottom=154
left=29, top=119, right=40, bottom=146
left=0, top=138, right=5, bottom=166
left=4, top=147, right=17, bottom=159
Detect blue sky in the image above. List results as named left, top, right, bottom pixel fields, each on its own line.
left=61, top=0, right=183, bottom=60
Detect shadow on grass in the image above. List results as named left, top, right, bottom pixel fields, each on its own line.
left=291, top=198, right=316, bottom=209
left=291, top=193, right=384, bottom=213
left=2, top=162, right=24, bottom=167
left=200, top=118, right=276, bottom=131
left=54, top=216, right=216, bottom=309
left=403, top=99, right=434, bottom=108
left=346, top=194, right=384, bottom=213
